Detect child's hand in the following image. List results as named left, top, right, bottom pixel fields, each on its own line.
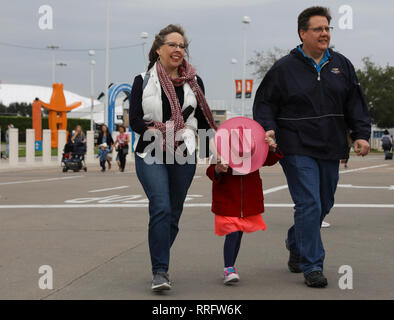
left=266, top=136, right=277, bottom=152
left=215, top=159, right=229, bottom=174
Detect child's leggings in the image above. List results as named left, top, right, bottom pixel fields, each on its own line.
left=224, top=231, right=243, bottom=268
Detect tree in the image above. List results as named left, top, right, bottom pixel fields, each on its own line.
left=0, top=102, right=48, bottom=117
left=7, top=102, right=32, bottom=117
left=357, top=57, right=394, bottom=128
left=248, top=47, right=289, bottom=80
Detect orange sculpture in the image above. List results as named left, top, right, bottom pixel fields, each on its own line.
left=32, top=98, right=42, bottom=142
left=39, top=84, right=81, bottom=148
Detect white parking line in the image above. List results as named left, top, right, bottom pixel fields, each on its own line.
left=339, top=164, right=388, bottom=174
left=0, top=175, right=84, bottom=186
left=89, top=186, right=129, bottom=193
left=263, top=185, right=288, bottom=195
left=338, top=184, right=394, bottom=190
left=263, top=164, right=390, bottom=195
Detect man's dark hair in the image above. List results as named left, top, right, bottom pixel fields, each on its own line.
left=298, top=6, right=332, bottom=42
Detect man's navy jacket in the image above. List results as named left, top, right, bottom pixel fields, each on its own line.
left=253, top=47, right=371, bottom=160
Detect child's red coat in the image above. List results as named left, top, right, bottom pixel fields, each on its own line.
left=206, top=151, right=283, bottom=217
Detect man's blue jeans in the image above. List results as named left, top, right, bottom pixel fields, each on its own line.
left=135, top=154, right=196, bottom=274
left=280, top=155, right=339, bottom=275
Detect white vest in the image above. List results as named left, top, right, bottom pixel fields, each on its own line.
left=134, top=63, right=198, bottom=156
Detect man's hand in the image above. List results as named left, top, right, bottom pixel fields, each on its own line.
left=354, top=139, right=370, bottom=156
left=265, top=130, right=277, bottom=151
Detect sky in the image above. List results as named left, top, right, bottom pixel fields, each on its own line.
left=1, top=0, right=394, bottom=114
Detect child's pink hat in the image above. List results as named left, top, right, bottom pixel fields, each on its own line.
left=214, top=116, right=268, bottom=174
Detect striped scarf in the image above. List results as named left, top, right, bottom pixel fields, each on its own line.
left=154, top=60, right=217, bottom=153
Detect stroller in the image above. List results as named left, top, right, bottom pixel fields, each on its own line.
left=61, top=140, right=87, bottom=172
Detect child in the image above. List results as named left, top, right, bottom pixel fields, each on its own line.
left=98, top=142, right=110, bottom=172
left=206, top=119, right=282, bottom=285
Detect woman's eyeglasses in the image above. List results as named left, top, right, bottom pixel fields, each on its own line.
left=164, top=42, right=186, bottom=50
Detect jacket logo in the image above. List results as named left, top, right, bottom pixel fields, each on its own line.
left=331, top=67, right=342, bottom=75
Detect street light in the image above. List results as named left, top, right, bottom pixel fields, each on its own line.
left=104, top=0, right=110, bottom=126
left=47, top=45, right=59, bottom=84
left=140, top=32, right=149, bottom=70
left=231, top=58, right=237, bottom=112
left=241, top=16, right=251, bottom=116
left=89, top=50, right=96, bottom=131
left=55, top=62, right=67, bottom=83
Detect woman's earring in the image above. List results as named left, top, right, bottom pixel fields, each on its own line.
left=157, top=55, right=160, bottom=61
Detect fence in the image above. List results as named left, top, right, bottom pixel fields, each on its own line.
left=0, top=128, right=133, bottom=169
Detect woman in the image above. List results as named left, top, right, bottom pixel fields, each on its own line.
left=113, top=125, right=129, bottom=172
left=71, top=125, right=87, bottom=144
left=129, top=24, right=217, bottom=291
left=70, top=125, right=87, bottom=154
left=97, top=124, right=114, bottom=171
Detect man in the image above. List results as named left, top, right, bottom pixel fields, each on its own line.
left=253, top=6, right=371, bottom=288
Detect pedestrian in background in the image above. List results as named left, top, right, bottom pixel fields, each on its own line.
left=97, top=124, right=114, bottom=170
left=5, top=124, right=14, bottom=159
left=97, top=142, right=111, bottom=172
left=381, top=130, right=393, bottom=160
left=113, top=124, right=129, bottom=172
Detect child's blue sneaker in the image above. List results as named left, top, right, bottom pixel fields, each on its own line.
left=223, top=266, right=240, bottom=285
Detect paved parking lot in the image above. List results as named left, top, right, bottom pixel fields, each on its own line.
left=0, top=154, right=393, bottom=299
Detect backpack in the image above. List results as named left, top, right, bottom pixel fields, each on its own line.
left=382, top=136, right=392, bottom=149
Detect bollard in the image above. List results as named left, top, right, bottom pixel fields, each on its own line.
left=86, top=131, right=95, bottom=163
left=9, top=128, right=19, bottom=165
left=57, top=130, right=67, bottom=164
left=26, top=129, right=35, bottom=164
left=42, top=129, right=51, bottom=164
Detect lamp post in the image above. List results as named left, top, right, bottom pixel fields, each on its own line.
left=47, top=45, right=59, bottom=84
left=104, top=0, right=110, bottom=126
left=89, top=50, right=96, bottom=131
left=55, top=62, right=67, bottom=83
left=241, top=16, right=251, bottom=116
left=140, top=32, right=149, bottom=70
left=231, top=58, right=237, bottom=112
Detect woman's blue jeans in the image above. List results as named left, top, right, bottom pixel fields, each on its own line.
left=280, top=154, right=339, bottom=275
left=135, top=153, right=196, bottom=274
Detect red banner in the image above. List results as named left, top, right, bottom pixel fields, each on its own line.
left=235, top=80, right=242, bottom=99
left=245, top=79, right=253, bottom=99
